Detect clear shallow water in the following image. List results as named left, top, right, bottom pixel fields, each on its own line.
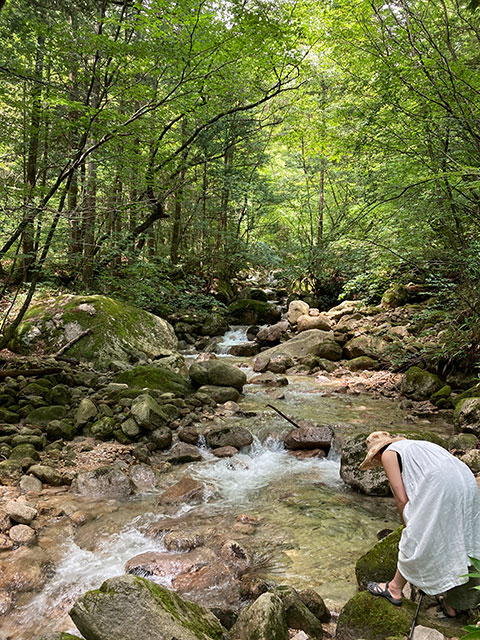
left=3, top=347, right=450, bottom=639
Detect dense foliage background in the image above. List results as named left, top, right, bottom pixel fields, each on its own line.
left=1, top=0, right=480, bottom=357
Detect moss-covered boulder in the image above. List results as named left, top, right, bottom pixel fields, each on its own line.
left=197, top=385, right=240, bottom=404
left=0, top=459, right=22, bottom=484
left=9, top=294, right=178, bottom=371
left=70, top=574, right=226, bottom=640
left=230, top=592, right=288, bottom=640
left=343, top=335, right=388, bottom=360
left=381, top=284, right=409, bottom=309
left=355, top=527, right=402, bottom=590
left=115, top=365, right=193, bottom=397
left=228, top=299, right=281, bottom=325
left=345, top=356, right=378, bottom=372
left=340, top=430, right=447, bottom=495
left=430, top=385, right=452, bottom=408
left=400, top=367, right=443, bottom=401
left=189, top=360, right=247, bottom=391
left=453, top=382, right=480, bottom=406
left=25, top=405, right=67, bottom=427
left=336, top=591, right=461, bottom=640
left=454, top=397, right=480, bottom=436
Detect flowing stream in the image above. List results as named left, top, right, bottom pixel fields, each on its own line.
left=1, top=331, right=452, bottom=639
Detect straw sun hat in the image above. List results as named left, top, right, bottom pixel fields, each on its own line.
left=359, top=431, right=407, bottom=470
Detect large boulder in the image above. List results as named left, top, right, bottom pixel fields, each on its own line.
left=381, top=284, right=409, bottom=309
left=228, top=300, right=282, bottom=325
left=271, top=585, right=323, bottom=638
left=335, top=591, right=455, bottom=640
left=115, top=365, right=193, bottom=396
left=257, top=329, right=337, bottom=362
left=71, top=466, right=133, bottom=498
left=206, top=425, right=253, bottom=449
left=283, top=425, right=332, bottom=452
left=70, top=574, right=226, bottom=640
left=131, top=394, right=168, bottom=430
left=189, top=361, right=247, bottom=391
left=454, top=397, right=480, bottom=436
left=230, top=592, right=288, bottom=640
left=400, top=367, right=443, bottom=401
left=256, top=321, right=289, bottom=345
left=355, top=527, right=402, bottom=590
left=9, top=294, right=178, bottom=371
left=297, top=314, right=332, bottom=333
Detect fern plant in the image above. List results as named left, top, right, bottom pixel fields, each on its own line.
left=461, top=557, right=480, bottom=640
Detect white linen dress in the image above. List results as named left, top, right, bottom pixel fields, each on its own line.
left=387, top=439, right=480, bottom=595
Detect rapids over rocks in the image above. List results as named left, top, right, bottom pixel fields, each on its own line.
left=1, top=327, right=453, bottom=640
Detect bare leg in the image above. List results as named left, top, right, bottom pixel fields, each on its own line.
left=377, top=569, right=407, bottom=600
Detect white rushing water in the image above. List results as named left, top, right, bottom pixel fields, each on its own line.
left=215, top=325, right=251, bottom=355
left=193, top=436, right=342, bottom=506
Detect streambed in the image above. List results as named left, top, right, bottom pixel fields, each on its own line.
left=1, top=340, right=453, bottom=639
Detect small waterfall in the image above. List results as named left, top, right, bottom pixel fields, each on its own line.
left=215, top=325, right=250, bottom=355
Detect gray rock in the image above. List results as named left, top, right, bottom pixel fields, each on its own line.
left=70, top=574, right=225, bottom=640
left=230, top=592, right=288, bottom=640
left=150, top=426, right=173, bottom=449
left=28, top=464, right=65, bottom=486
left=129, top=463, right=157, bottom=492
left=71, top=466, right=132, bottom=498
left=284, top=425, right=332, bottom=451
left=120, top=417, right=141, bottom=439
left=189, top=360, right=247, bottom=390
left=206, top=426, right=253, bottom=449
left=256, top=321, right=289, bottom=344
left=258, top=329, right=336, bottom=362
left=297, top=314, right=332, bottom=332
left=5, top=499, right=37, bottom=524
left=0, top=460, right=22, bottom=484
left=9, top=524, right=36, bottom=546
left=75, top=399, right=98, bottom=427
left=272, top=585, right=323, bottom=638
left=401, top=367, right=443, bottom=401
left=197, top=385, right=240, bottom=404
left=343, top=335, right=388, bottom=360
left=167, top=443, right=203, bottom=464
left=46, top=420, right=77, bottom=441
left=454, top=397, right=480, bottom=436
left=19, top=474, right=43, bottom=493
left=25, top=405, right=67, bottom=427
left=131, top=394, right=167, bottom=430
left=9, top=443, right=40, bottom=462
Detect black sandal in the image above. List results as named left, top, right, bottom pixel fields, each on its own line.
left=367, top=581, right=403, bottom=606
left=435, top=595, right=457, bottom=618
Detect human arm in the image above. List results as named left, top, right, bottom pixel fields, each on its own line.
left=380, top=449, right=409, bottom=525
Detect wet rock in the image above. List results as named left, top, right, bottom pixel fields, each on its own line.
left=164, top=531, right=203, bottom=551
left=212, top=446, right=238, bottom=457
left=272, top=585, right=323, bottom=638
left=19, top=474, right=43, bottom=493
left=355, top=527, right=402, bottom=590
left=131, top=394, right=168, bottom=430
left=172, top=560, right=235, bottom=596
left=412, top=626, right=445, bottom=640
left=158, top=475, right=204, bottom=504
left=206, top=425, right=253, bottom=449
left=230, top=592, right=288, bottom=640
left=150, top=425, right=173, bottom=449
left=256, top=321, right=289, bottom=345
left=297, top=314, right=332, bottom=332
left=288, top=449, right=326, bottom=460
left=29, top=464, right=66, bottom=486
left=70, top=574, right=226, bottom=640
left=284, top=424, right=332, bottom=452
left=229, top=343, right=260, bottom=357
left=178, top=425, right=202, bottom=445
left=345, top=356, right=378, bottom=372
left=9, top=523, right=37, bottom=546
left=5, top=499, right=37, bottom=524
left=250, top=371, right=288, bottom=387
left=253, top=353, right=270, bottom=373
left=75, top=398, right=98, bottom=427
left=129, top=463, right=158, bottom=492
left=125, top=547, right=217, bottom=579
left=299, top=588, right=331, bottom=623
left=198, top=385, right=240, bottom=404
left=287, top=300, right=310, bottom=325
left=454, top=397, right=480, bottom=436
left=220, top=540, right=249, bottom=574
left=71, top=466, right=133, bottom=498
left=189, top=360, right=247, bottom=391
left=400, top=366, right=443, bottom=401
left=167, top=443, right=203, bottom=464
left=267, top=354, right=294, bottom=374
left=0, top=590, right=13, bottom=614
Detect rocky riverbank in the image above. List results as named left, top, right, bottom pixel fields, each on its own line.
left=0, top=290, right=479, bottom=640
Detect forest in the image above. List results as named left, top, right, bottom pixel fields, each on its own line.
left=1, top=0, right=480, bottom=366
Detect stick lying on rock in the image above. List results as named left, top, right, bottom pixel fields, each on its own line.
left=266, top=404, right=302, bottom=429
